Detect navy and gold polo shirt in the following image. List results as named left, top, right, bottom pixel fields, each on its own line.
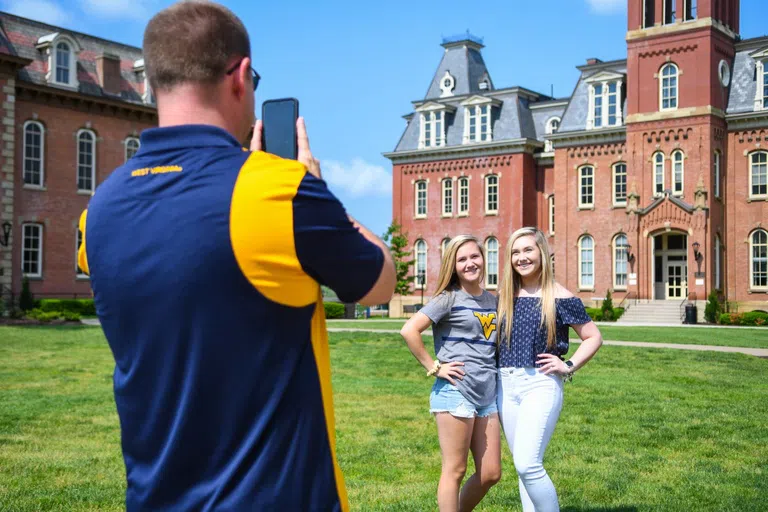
left=78, top=124, right=383, bottom=511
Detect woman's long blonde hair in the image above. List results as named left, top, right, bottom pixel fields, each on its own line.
left=432, top=235, right=485, bottom=298
left=497, top=227, right=557, bottom=350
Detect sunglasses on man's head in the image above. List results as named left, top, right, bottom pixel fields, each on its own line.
left=225, top=58, right=260, bottom=91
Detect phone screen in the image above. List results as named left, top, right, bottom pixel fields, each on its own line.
left=262, top=98, right=298, bottom=160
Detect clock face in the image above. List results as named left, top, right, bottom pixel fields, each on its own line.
left=718, top=60, right=731, bottom=87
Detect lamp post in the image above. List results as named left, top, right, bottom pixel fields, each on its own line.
left=692, top=241, right=703, bottom=276
left=0, top=221, right=10, bottom=247
left=626, top=242, right=635, bottom=272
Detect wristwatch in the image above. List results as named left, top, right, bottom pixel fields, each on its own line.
left=564, top=360, right=575, bottom=373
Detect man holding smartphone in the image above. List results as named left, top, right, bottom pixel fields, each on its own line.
left=77, top=2, right=395, bottom=511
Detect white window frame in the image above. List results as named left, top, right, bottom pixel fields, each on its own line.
left=441, top=238, right=451, bottom=258
left=485, top=174, right=499, bottom=215
left=714, top=151, right=721, bottom=199
left=586, top=76, right=624, bottom=130
left=414, top=239, right=427, bottom=290
left=465, top=105, right=491, bottom=143
left=77, top=129, right=96, bottom=193
left=714, top=234, right=721, bottom=290
left=653, top=152, right=665, bottom=197
left=485, top=237, right=499, bottom=289
left=23, top=120, right=45, bottom=188
left=544, top=117, right=560, bottom=152
left=750, top=229, right=768, bottom=290
left=420, top=111, right=446, bottom=149
left=762, top=59, right=768, bottom=110
left=663, top=0, right=676, bottom=24
left=76, top=228, right=88, bottom=279
left=442, top=178, right=453, bottom=217
left=660, top=63, right=679, bottom=111
left=672, top=150, right=684, bottom=196
left=415, top=180, right=428, bottom=218
left=613, top=162, right=627, bottom=206
left=684, top=0, right=697, bottom=21
left=37, top=34, right=80, bottom=90
left=578, top=235, right=595, bottom=290
left=22, top=223, right=43, bottom=278
left=643, top=0, right=654, bottom=28
left=458, top=177, right=469, bottom=216
left=613, top=234, right=628, bottom=290
left=579, top=165, right=594, bottom=208
left=548, top=195, right=555, bottom=235
left=750, top=151, right=768, bottom=199
left=125, top=137, right=140, bottom=162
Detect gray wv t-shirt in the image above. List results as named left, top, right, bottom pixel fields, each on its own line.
left=421, top=289, right=498, bottom=407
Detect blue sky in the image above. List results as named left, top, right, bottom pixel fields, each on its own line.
left=3, top=0, right=767, bottom=237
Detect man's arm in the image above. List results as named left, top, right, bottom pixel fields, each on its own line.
left=347, top=215, right=395, bottom=306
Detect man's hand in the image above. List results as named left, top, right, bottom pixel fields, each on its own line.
left=250, top=117, right=321, bottom=179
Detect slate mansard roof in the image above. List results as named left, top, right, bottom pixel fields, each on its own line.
left=0, top=11, right=150, bottom=106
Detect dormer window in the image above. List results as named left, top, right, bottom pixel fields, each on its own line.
left=133, top=59, right=154, bottom=105
left=421, top=111, right=445, bottom=148
left=36, top=33, right=80, bottom=89
left=544, top=117, right=560, bottom=152
left=752, top=50, right=768, bottom=111
left=461, top=96, right=499, bottom=144
left=586, top=73, right=624, bottom=130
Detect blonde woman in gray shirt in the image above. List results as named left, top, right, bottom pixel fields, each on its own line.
left=400, top=235, right=501, bottom=512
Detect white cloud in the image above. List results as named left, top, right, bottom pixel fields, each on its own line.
left=78, top=0, right=151, bottom=21
left=585, top=0, right=625, bottom=14
left=3, top=0, right=71, bottom=25
left=322, top=158, right=392, bottom=198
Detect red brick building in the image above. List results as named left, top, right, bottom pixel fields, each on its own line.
left=385, top=0, right=767, bottom=318
left=0, top=13, right=156, bottom=302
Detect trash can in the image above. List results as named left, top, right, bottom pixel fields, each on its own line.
left=684, top=303, right=697, bottom=324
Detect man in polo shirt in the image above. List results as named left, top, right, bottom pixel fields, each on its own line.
left=77, top=2, right=395, bottom=511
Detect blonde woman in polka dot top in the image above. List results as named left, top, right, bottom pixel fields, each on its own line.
left=496, top=227, right=603, bottom=512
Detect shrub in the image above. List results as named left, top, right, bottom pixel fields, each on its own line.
left=720, top=313, right=742, bottom=325
left=704, top=290, right=721, bottom=324
left=601, top=290, right=614, bottom=320
left=324, top=302, right=345, bottom=319
left=585, top=307, right=623, bottom=322
left=39, top=299, right=95, bottom=316
left=62, top=311, right=82, bottom=322
left=26, top=309, right=62, bottom=323
left=19, top=276, right=35, bottom=312
left=741, top=311, right=768, bottom=326
left=585, top=308, right=602, bottom=321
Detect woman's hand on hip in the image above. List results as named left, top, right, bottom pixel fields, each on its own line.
left=536, top=354, right=570, bottom=377
left=438, top=361, right=465, bottom=386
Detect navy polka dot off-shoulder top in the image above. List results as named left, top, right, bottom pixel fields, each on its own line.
left=497, top=297, right=591, bottom=368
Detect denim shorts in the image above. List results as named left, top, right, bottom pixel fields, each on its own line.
left=429, top=378, right=498, bottom=419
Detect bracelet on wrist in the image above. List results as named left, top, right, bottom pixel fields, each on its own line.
left=426, top=359, right=441, bottom=377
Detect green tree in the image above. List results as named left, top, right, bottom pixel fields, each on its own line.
left=382, top=220, right=415, bottom=296
left=601, top=289, right=614, bottom=321
left=19, top=276, right=35, bottom=312
left=704, top=289, right=721, bottom=324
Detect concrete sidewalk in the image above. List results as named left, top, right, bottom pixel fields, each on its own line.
left=325, top=327, right=768, bottom=358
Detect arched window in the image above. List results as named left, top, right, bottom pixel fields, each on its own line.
left=442, top=178, right=453, bottom=216
left=613, top=162, right=627, bottom=205
left=672, top=150, right=684, bottom=195
left=579, top=165, right=594, bottom=208
left=544, top=117, right=560, bottom=152
left=441, top=237, right=451, bottom=258
left=23, top=121, right=44, bottom=187
left=751, top=230, right=768, bottom=290
left=415, top=239, right=427, bottom=289
left=660, top=63, right=679, bottom=111
left=653, top=152, right=665, bottom=196
left=714, top=234, right=721, bottom=290
left=750, top=151, right=767, bottom=199
left=458, top=177, right=469, bottom=215
left=485, top=175, right=498, bottom=214
left=548, top=195, right=555, bottom=234
left=485, top=237, right=499, bottom=288
left=613, top=234, right=628, bottom=289
left=55, top=41, right=71, bottom=85
left=579, top=235, right=594, bottom=289
left=77, top=129, right=96, bottom=192
left=415, top=180, right=427, bottom=217
left=125, top=137, right=140, bottom=162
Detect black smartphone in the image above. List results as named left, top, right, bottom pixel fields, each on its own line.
left=261, top=98, right=299, bottom=160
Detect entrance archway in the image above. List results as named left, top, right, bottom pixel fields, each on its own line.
left=651, top=232, right=688, bottom=300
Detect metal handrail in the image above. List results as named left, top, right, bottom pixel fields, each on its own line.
left=617, top=291, right=636, bottom=311
left=679, top=292, right=697, bottom=322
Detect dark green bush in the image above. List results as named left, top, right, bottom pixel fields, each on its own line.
left=62, top=311, right=82, bottom=322
left=720, top=311, right=768, bottom=326
left=39, top=299, right=95, bottom=316
left=704, top=290, right=721, bottom=324
left=324, top=302, right=345, bottom=319
left=26, top=309, right=61, bottom=323
left=601, top=290, right=614, bottom=320
left=19, top=276, right=35, bottom=312
left=585, top=307, right=624, bottom=322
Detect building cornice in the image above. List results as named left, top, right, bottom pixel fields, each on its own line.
left=0, top=53, right=33, bottom=74
left=626, top=17, right=737, bottom=42
left=626, top=106, right=725, bottom=124
left=725, top=110, right=768, bottom=131
left=383, top=138, right=542, bottom=163
left=576, top=59, right=627, bottom=73
left=547, top=126, right=626, bottom=148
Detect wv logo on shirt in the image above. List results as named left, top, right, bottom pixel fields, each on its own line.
left=473, top=311, right=497, bottom=340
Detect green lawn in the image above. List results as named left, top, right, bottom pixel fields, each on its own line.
left=328, top=321, right=768, bottom=349
left=1, top=327, right=767, bottom=511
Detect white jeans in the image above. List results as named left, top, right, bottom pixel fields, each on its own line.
left=497, top=367, right=564, bottom=512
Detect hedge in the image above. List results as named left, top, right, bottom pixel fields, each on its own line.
left=719, top=311, right=768, bottom=326
left=26, top=309, right=81, bottom=323
left=585, top=307, right=625, bottom=322
left=39, top=299, right=96, bottom=316
left=324, top=302, right=345, bottom=319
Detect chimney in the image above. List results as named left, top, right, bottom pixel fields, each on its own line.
left=96, top=53, right=122, bottom=95
left=586, top=58, right=603, bottom=66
